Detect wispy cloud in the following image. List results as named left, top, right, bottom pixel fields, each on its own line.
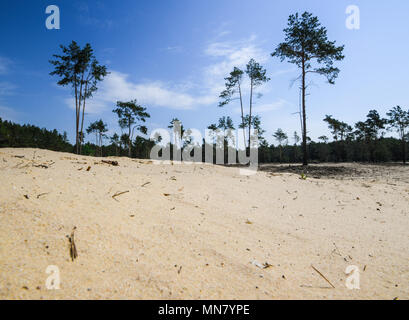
left=234, top=99, right=292, bottom=114
left=77, top=2, right=113, bottom=29
left=0, top=105, right=21, bottom=122
left=164, top=46, right=183, bottom=53
left=0, top=56, right=18, bottom=121
left=217, top=31, right=231, bottom=38
left=0, top=56, right=12, bottom=74
left=270, top=68, right=297, bottom=78
left=0, top=82, right=16, bottom=96
left=204, top=35, right=268, bottom=68
left=203, top=35, right=271, bottom=99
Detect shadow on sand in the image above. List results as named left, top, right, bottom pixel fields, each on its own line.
left=258, top=162, right=408, bottom=181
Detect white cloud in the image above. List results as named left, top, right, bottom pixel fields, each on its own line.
left=64, top=71, right=216, bottom=114
left=204, top=35, right=268, bottom=77
left=203, top=35, right=271, bottom=98
left=63, top=35, right=279, bottom=117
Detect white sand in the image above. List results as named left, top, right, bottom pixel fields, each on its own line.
left=0, top=148, right=408, bottom=300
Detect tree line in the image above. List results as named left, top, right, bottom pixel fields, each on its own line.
left=262, top=106, right=409, bottom=164
left=1, top=105, right=408, bottom=164
left=0, top=117, right=72, bottom=152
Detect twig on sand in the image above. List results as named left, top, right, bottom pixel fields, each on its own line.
left=68, top=227, right=78, bottom=262
left=141, top=181, right=151, bottom=187
left=311, top=265, right=335, bottom=288
left=112, top=190, right=129, bottom=201
left=33, top=164, right=49, bottom=169
left=14, top=155, right=25, bottom=159
left=36, top=192, right=49, bottom=199
left=101, top=160, right=119, bottom=166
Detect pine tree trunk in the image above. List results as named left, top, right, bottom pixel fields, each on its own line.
left=79, top=83, right=88, bottom=155
left=74, top=79, right=79, bottom=155
left=248, top=79, right=253, bottom=152
left=100, top=133, right=102, bottom=157
left=95, top=133, right=98, bottom=156
left=280, top=145, right=282, bottom=163
left=128, top=121, right=132, bottom=158
left=238, top=82, right=246, bottom=149
left=403, top=135, right=407, bottom=164
left=77, top=74, right=85, bottom=155
left=301, top=59, right=308, bottom=166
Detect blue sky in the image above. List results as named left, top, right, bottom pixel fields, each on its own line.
left=0, top=0, right=408, bottom=144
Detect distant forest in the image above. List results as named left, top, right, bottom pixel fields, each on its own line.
left=0, top=117, right=154, bottom=159
left=1, top=110, right=408, bottom=164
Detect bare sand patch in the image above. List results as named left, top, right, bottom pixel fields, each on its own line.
left=0, top=148, right=408, bottom=299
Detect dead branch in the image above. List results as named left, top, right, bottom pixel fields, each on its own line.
left=311, top=265, right=335, bottom=288
left=36, top=192, right=49, bottom=199
left=68, top=227, right=78, bottom=262
left=33, top=164, right=48, bottom=169
left=112, top=190, right=129, bottom=201
left=101, top=160, right=119, bottom=166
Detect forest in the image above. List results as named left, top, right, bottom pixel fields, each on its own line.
left=1, top=107, right=408, bottom=164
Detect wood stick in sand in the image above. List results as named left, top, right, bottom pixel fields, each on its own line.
left=68, top=227, right=78, bottom=262
left=311, top=265, right=335, bottom=288
left=101, top=160, right=119, bottom=166
left=36, top=192, right=49, bottom=199
left=112, top=190, right=130, bottom=201
left=33, top=164, right=49, bottom=169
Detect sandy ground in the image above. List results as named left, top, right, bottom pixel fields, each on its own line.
left=0, top=148, right=408, bottom=300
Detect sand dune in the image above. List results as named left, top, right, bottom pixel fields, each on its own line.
left=0, top=148, right=408, bottom=300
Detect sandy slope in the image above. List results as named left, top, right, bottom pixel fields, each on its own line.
left=0, top=148, right=408, bottom=300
